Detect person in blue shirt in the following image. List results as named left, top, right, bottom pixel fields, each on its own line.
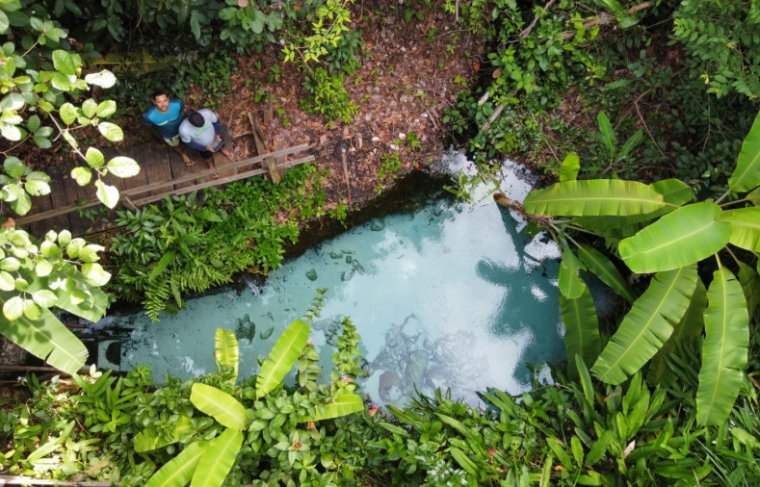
left=142, top=91, right=193, bottom=165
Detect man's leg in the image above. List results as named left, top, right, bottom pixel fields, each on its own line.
left=165, top=135, right=193, bottom=165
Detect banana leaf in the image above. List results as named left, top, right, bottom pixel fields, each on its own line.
left=561, top=287, right=600, bottom=379
left=145, top=441, right=206, bottom=487
left=618, top=202, right=731, bottom=273
left=55, top=285, right=108, bottom=323
left=718, top=207, right=760, bottom=252
left=214, top=328, right=239, bottom=384
left=523, top=180, right=664, bottom=217
left=256, top=319, right=310, bottom=398
left=592, top=265, right=698, bottom=385
left=577, top=244, right=636, bottom=303
left=0, top=305, right=87, bottom=375
left=558, top=245, right=586, bottom=299
left=190, top=428, right=243, bottom=487
left=190, top=383, right=248, bottom=431
left=559, top=152, right=580, bottom=182
left=697, top=268, right=749, bottom=426
left=310, top=393, right=364, bottom=421
left=728, top=110, right=760, bottom=193
left=648, top=279, right=707, bottom=384
left=572, top=178, right=693, bottom=236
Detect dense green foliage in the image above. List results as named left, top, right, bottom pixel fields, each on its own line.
left=4, top=326, right=760, bottom=485
left=109, top=163, right=331, bottom=320
left=0, top=0, right=140, bottom=372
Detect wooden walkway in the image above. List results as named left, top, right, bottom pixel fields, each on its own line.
left=13, top=137, right=313, bottom=237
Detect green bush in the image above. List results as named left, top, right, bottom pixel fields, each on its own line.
left=109, top=164, right=329, bottom=319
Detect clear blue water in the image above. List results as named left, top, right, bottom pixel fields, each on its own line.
left=101, top=160, right=565, bottom=407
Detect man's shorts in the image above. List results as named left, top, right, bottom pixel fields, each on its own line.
left=163, top=134, right=181, bottom=147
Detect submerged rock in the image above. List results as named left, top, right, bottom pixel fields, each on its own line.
left=370, top=220, right=385, bottom=231
left=306, top=269, right=318, bottom=281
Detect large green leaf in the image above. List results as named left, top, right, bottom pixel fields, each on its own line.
left=256, top=319, right=310, bottom=399
left=310, top=393, right=364, bottom=421
left=523, top=180, right=664, bottom=217
left=618, top=202, right=731, bottom=273
left=145, top=441, right=206, bottom=487
left=572, top=178, right=694, bottom=237
left=214, top=328, right=239, bottom=384
left=190, top=429, right=242, bottom=487
left=560, top=286, right=600, bottom=379
left=718, top=207, right=760, bottom=252
left=648, top=279, right=707, bottom=384
left=577, top=244, right=636, bottom=303
left=728, top=110, right=760, bottom=193
left=0, top=306, right=87, bottom=375
left=697, top=268, right=749, bottom=426
left=592, top=265, right=698, bottom=385
left=558, top=245, right=585, bottom=299
left=190, top=384, right=248, bottom=431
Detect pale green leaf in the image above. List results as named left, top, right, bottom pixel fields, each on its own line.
left=729, top=110, right=760, bottom=193
left=718, top=207, right=760, bottom=252
left=94, top=179, right=119, bottom=209
left=0, top=271, right=14, bottom=291
left=106, top=156, right=140, bottom=178
left=144, top=441, right=205, bottom=487
left=3, top=296, right=23, bottom=320
left=97, top=122, right=123, bottom=142
left=85, top=147, right=105, bottom=168
left=84, top=70, right=116, bottom=89
left=190, top=383, right=248, bottom=430
left=524, top=180, right=664, bottom=217
left=592, top=265, right=698, bottom=384
left=190, top=429, right=242, bottom=487
left=619, top=202, right=731, bottom=273
left=71, top=167, right=92, bottom=186
left=96, top=100, right=116, bottom=118
left=256, top=319, right=310, bottom=398
left=577, top=244, right=636, bottom=302
left=559, top=152, right=580, bottom=182
left=10, top=190, right=31, bottom=215
left=738, top=262, right=760, bottom=318
left=59, top=103, right=77, bottom=125
left=52, top=49, right=77, bottom=75
left=561, top=287, right=600, bottom=379
left=24, top=179, right=50, bottom=196
left=34, top=259, right=53, bottom=277
left=697, top=268, right=748, bottom=426
left=4, top=157, right=26, bottom=178
left=23, top=300, right=41, bottom=320
left=81, top=263, right=111, bottom=286
left=214, top=328, right=239, bottom=384
left=81, top=99, right=97, bottom=118
left=32, top=290, right=57, bottom=308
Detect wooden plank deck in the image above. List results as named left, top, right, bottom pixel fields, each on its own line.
left=10, top=138, right=314, bottom=236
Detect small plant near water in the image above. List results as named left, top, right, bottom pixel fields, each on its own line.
left=374, top=152, right=403, bottom=194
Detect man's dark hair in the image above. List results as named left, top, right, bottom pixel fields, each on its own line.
left=152, top=91, right=168, bottom=100
left=187, top=111, right=205, bottom=127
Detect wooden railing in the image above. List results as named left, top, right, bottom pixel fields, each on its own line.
left=16, top=144, right=313, bottom=227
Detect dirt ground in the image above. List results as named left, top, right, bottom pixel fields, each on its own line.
left=182, top=5, right=482, bottom=209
